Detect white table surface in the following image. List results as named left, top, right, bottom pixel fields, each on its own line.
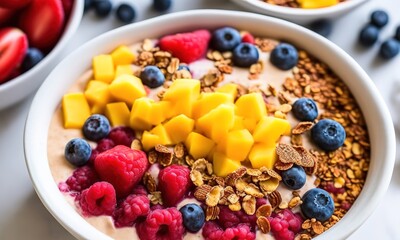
left=1, top=0, right=400, bottom=239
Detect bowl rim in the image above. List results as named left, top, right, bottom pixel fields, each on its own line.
left=0, top=0, right=83, bottom=93
left=24, top=9, right=396, bottom=240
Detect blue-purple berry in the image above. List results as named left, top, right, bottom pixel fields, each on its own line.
left=282, top=165, right=306, bottom=190
left=301, top=188, right=334, bottom=222
left=211, top=27, right=241, bottom=52
left=292, top=98, right=318, bottom=122
left=140, top=65, right=165, bottom=88
left=65, top=138, right=92, bottom=167
left=232, top=43, right=259, bottom=68
left=82, top=114, right=111, bottom=141
left=270, top=43, right=298, bottom=70
left=311, top=119, right=346, bottom=151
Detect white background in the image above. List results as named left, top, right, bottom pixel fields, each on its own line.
left=1, top=0, right=400, bottom=239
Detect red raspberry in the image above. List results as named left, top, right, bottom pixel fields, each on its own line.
left=113, top=194, right=150, bottom=227
left=94, top=145, right=148, bottom=198
left=96, top=138, right=115, bottom=152
left=268, top=209, right=302, bottom=240
left=131, top=184, right=148, bottom=196
left=66, top=165, right=99, bottom=192
left=218, top=206, right=257, bottom=230
left=79, top=181, right=116, bottom=216
left=322, top=182, right=345, bottom=194
left=241, top=31, right=255, bottom=44
left=202, top=221, right=256, bottom=240
left=158, top=164, right=191, bottom=207
left=89, top=149, right=99, bottom=165
left=256, top=197, right=268, bottom=208
left=108, top=126, right=135, bottom=147
left=159, top=29, right=211, bottom=63
left=136, top=208, right=185, bottom=240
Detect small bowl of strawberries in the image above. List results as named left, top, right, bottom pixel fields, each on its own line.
left=0, top=0, right=83, bottom=110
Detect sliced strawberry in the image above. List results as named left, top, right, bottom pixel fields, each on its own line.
left=0, top=27, right=28, bottom=83
left=18, top=0, right=65, bottom=51
left=159, top=29, right=211, bottom=63
left=0, top=7, right=15, bottom=26
left=0, top=0, right=32, bottom=9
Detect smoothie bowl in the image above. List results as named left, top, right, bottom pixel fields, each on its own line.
left=24, top=10, right=395, bottom=240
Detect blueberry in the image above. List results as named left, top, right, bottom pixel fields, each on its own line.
left=179, top=203, right=205, bottom=233
left=232, top=43, right=259, bottom=68
left=211, top=27, right=241, bottom=52
left=178, top=65, right=190, bottom=72
left=292, top=98, right=318, bottom=121
left=282, top=165, right=306, bottom=190
left=270, top=43, right=298, bottom=70
left=153, top=0, right=172, bottom=12
left=82, top=114, right=111, bottom=141
left=308, top=19, right=333, bottom=38
left=358, top=24, right=379, bottom=47
left=116, top=3, right=135, bottom=23
left=311, top=119, right=346, bottom=151
left=301, top=188, right=334, bottom=222
left=21, top=48, right=44, bottom=72
left=65, top=138, right=92, bottom=167
left=140, top=66, right=165, bottom=88
left=84, top=0, right=93, bottom=12
left=370, top=10, right=389, bottom=28
left=395, top=26, right=400, bottom=41
left=379, top=38, right=399, bottom=59
left=93, top=0, right=112, bottom=17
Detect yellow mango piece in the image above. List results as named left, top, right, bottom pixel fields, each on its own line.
left=248, top=143, right=277, bottom=169
left=162, top=79, right=200, bottom=117
left=185, top=132, right=215, bottom=159
left=225, top=129, right=254, bottom=162
left=243, top=118, right=258, bottom=133
left=164, top=114, right=195, bottom=144
left=62, top=93, right=91, bottom=129
left=129, top=98, right=171, bottom=130
left=151, top=101, right=174, bottom=124
left=93, top=54, right=114, bottom=83
left=213, top=152, right=242, bottom=177
left=115, top=65, right=133, bottom=77
left=111, top=45, right=136, bottom=66
left=141, top=131, right=161, bottom=151
left=216, top=83, right=238, bottom=100
left=299, top=0, right=339, bottom=9
left=84, top=80, right=112, bottom=106
left=105, top=102, right=130, bottom=127
left=109, top=74, right=146, bottom=105
left=252, top=116, right=291, bottom=146
left=235, top=93, right=267, bottom=122
left=192, top=92, right=234, bottom=119
left=150, top=124, right=172, bottom=145
left=91, top=104, right=105, bottom=114
left=232, top=116, right=245, bottom=131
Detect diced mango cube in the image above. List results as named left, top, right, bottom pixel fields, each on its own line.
left=235, top=93, right=267, bottom=122
left=93, top=55, right=114, bottom=83
left=109, top=74, right=146, bottom=105
left=225, top=129, right=254, bottom=162
left=248, top=143, right=277, bottom=169
left=115, top=65, right=133, bottom=77
left=252, top=116, right=291, bottom=146
left=141, top=125, right=172, bottom=151
left=299, top=0, right=339, bottom=9
left=164, top=114, right=195, bottom=144
left=232, top=116, right=245, bottom=130
left=151, top=101, right=174, bottom=123
left=162, top=79, right=200, bottom=117
left=91, top=104, right=104, bottom=114
left=243, top=118, right=258, bottom=133
left=150, top=124, right=172, bottom=145
left=62, top=93, right=91, bottom=129
left=185, top=132, right=215, bottom=159
left=111, top=45, right=136, bottom=66
left=129, top=98, right=171, bottom=130
left=105, top=102, right=130, bottom=127
left=192, top=92, right=234, bottom=119
left=213, top=152, right=242, bottom=177
left=84, top=80, right=112, bottom=106
left=216, top=83, right=238, bottom=100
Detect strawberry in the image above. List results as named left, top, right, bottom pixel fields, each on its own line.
left=159, top=29, right=211, bottom=63
left=0, top=0, right=32, bottom=9
left=94, top=145, right=149, bottom=198
left=18, top=0, right=65, bottom=51
left=0, top=7, right=16, bottom=26
left=0, top=28, right=28, bottom=83
left=158, top=164, right=191, bottom=207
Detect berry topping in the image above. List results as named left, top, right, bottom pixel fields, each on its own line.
left=79, top=181, right=116, bottom=216
left=158, top=164, right=191, bottom=207
left=370, top=10, right=389, bottom=28
left=153, top=0, right=172, bottom=12
left=131, top=184, right=148, bottom=196
left=159, top=29, right=211, bottom=63
left=270, top=43, right=298, bottom=70
left=311, top=119, right=346, bottom=151
left=66, top=165, right=99, bottom=192
left=94, top=145, right=148, bottom=198
left=202, top=221, right=256, bottom=240
left=95, top=138, right=115, bottom=152
left=93, top=0, right=113, bottom=17
left=395, top=26, right=400, bottom=41
left=308, top=19, right=333, bottom=38
left=218, top=206, right=257, bottom=230
left=232, top=43, right=259, bottom=68
left=108, top=126, right=135, bottom=146
left=116, top=3, right=136, bottom=23
left=179, top=203, right=205, bottom=233
left=82, top=114, right=111, bottom=141
left=379, top=38, right=399, bottom=60
left=21, top=47, right=44, bottom=72
left=140, top=65, right=165, bottom=88
left=114, top=194, right=150, bottom=227
left=269, top=209, right=302, bottom=240
left=211, top=27, right=241, bottom=52
left=64, top=138, right=92, bottom=167
left=177, top=64, right=190, bottom=72
left=136, top=208, right=185, bottom=240
left=301, top=188, right=334, bottom=222
left=292, top=97, right=318, bottom=122
left=359, top=24, right=379, bottom=47
left=241, top=31, right=255, bottom=44
left=282, top=165, right=306, bottom=190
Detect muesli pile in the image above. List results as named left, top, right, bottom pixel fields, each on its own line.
left=51, top=26, right=370, bottom=240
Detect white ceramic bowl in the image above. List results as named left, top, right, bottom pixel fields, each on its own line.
left=231, top=0, right=369, bottom=24
left=24, top=9, right=395, bottom=240
left=0, top=1, right=83, bottom=110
